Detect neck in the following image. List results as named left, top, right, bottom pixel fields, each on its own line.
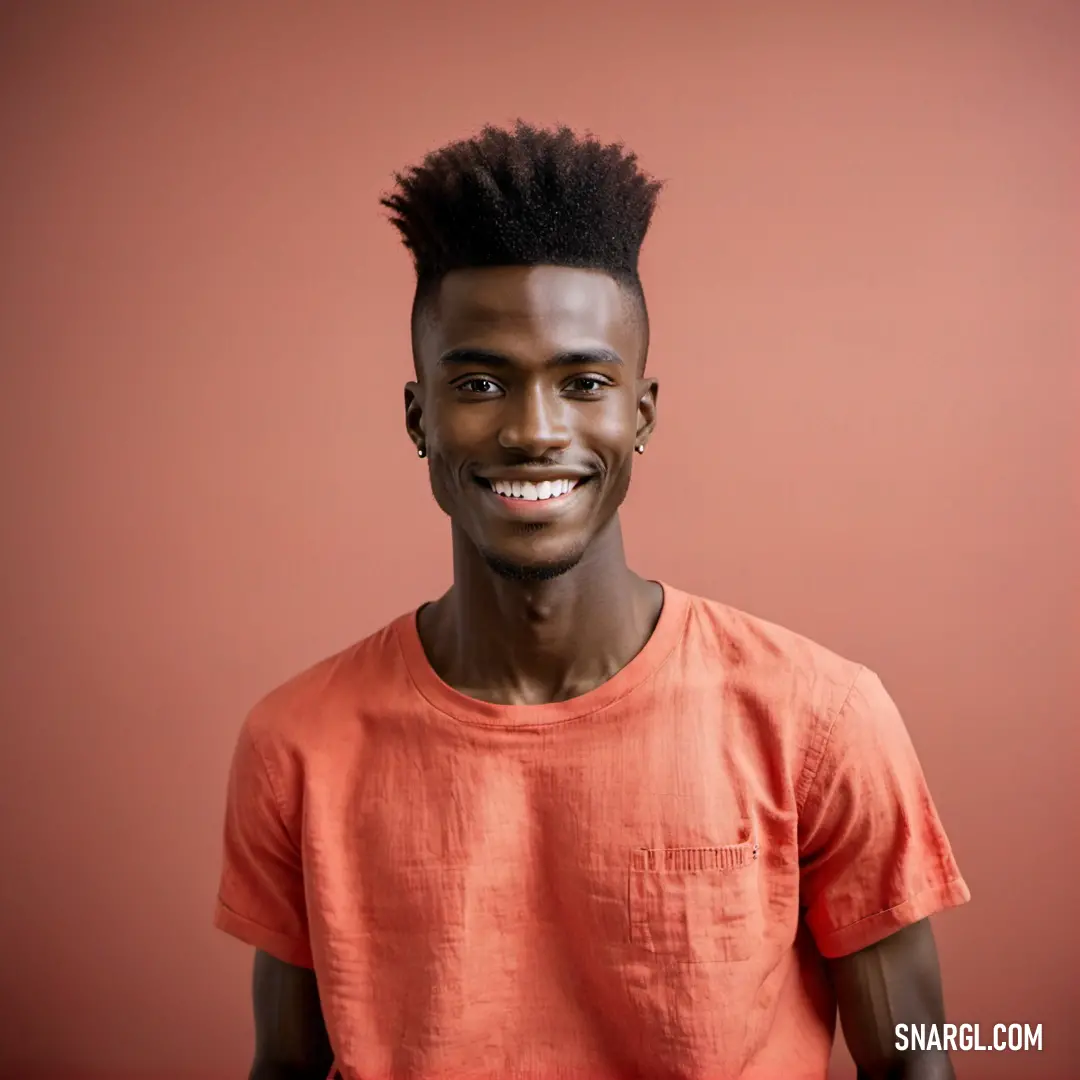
left=418, top=517, right=663, bottom=706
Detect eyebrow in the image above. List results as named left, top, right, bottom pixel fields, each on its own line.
left=437, top=346, right=624, bottom=369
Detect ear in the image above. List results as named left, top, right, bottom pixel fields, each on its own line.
left=635, top=377, right=659, bottom=450
left=404, top=380, right=425, bottom=454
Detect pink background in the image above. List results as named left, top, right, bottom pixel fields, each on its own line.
left=0, top=1, right=1076, bottom=1077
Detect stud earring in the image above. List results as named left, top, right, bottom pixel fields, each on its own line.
left=635, top=444, right=645, bottom=454
left=417, top=446, right=426, bottom=459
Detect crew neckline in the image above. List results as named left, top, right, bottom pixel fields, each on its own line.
left=392, top=581, right=690, bottom=728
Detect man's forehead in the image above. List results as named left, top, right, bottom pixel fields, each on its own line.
left=432, top=266, right=634, bottom=335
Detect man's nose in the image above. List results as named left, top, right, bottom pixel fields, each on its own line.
left=497, top=383, right=572, bottom=456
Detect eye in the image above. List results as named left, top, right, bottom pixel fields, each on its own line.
left=456, top=376, right=502, bottom=396
left=565, top=375, right=611, bottom=396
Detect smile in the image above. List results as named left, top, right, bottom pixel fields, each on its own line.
left=474, top=474, right=592, bottom=517
left=484, top=477, right=579, bottom=501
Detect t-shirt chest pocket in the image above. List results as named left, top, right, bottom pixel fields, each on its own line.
left=628, top=827, right=763, bottom=963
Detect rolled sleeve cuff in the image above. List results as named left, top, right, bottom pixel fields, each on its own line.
left=213, top=896, right=314, bottom=969
left=811, top=876, right=972, bottom=959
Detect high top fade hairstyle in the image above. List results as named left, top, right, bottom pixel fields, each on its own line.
left=381, top=120, right=664, bottom=367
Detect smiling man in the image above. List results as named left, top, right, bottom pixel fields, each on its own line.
left=214, top=122, right=970, bottom=1080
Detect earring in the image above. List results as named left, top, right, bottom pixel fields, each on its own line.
left=635, top=444, right=645, bottom=454
left=417, top=446, right=426, bottom=458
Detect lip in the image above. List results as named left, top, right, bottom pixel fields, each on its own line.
left=474, top=469, right=593, bottom=483
left=474, top=475, right=591, bottom=519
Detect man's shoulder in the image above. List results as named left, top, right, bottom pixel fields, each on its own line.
left=242, top=609, right=413, bottom=750
left=679, top=587, right=866, bottom=713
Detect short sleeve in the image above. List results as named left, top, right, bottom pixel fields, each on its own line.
left=797, top=667, right=970, bottom=959
left=213, top=720, right=314, bottom=968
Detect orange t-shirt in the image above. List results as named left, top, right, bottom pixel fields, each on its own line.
left=214, top=584, right=969, bottom=1080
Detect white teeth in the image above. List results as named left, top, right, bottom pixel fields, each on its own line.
left=490, top=478, right=579, bottom=500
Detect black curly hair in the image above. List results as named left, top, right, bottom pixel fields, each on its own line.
left=381, top=120, right=663, bottom=342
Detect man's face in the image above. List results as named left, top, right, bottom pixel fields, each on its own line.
left=405, top=265, right=658, bottom=580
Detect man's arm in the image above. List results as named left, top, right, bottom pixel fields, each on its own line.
left=829, top=918, right=954, bottom=1080
left=249, top=949, right=335, bottom=1080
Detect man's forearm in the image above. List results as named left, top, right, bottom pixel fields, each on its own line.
left=249, top=1063, right=334, bottom=1080
left=856, top=1049, right=955, bottom=1080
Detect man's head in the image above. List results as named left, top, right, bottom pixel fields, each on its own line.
left=382, top=121, right=662, bottom=582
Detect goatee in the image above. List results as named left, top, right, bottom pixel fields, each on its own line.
left=482, top=552, right=583, bottom=583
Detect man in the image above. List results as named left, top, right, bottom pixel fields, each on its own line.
left=214, top=122, right=970, bottom=1080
